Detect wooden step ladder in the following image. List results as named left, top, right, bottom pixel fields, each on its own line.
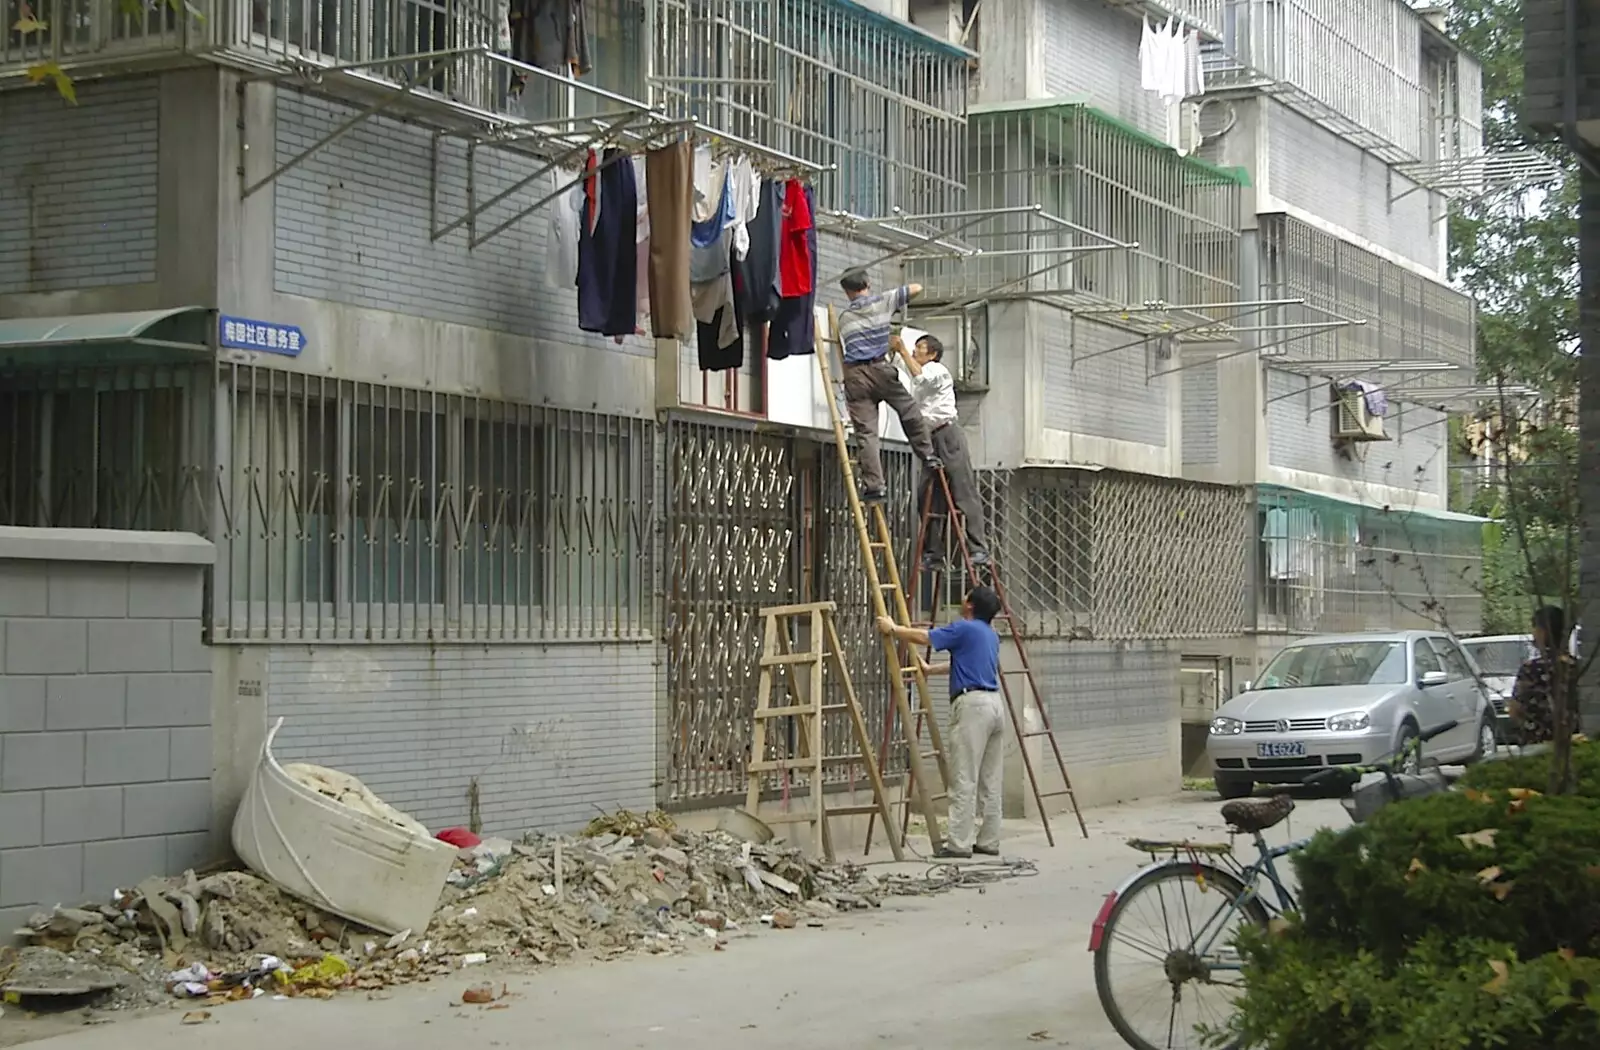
left=744, top=601, right=905, bottom=862
left=813, top=309, right=953, bottom=855
left=901, top=469, right=1089, bottom=844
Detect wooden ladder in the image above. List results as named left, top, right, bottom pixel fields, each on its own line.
left=744, top=601, right=905, bottom=862
left=901, top=470, right=1089, bottom=844
left=813, top=307, right=952, bottom=855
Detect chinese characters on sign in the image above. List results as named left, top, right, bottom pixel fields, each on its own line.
left=219, top=315, right=308, bottom=357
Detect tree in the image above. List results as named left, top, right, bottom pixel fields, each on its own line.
left=1363, top=0, right=1587, bottom=793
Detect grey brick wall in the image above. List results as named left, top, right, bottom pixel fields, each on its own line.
left=264, top=641, right=657, bottom=836
left=1041, top=313, right=1170, bottom=447
left=1265, top=102, right=1438, bottom=270
left=1032, top=639, right=1180, bottom=770
left=1524, top=0, right=1600, bottom=130
left=0, top=536, right=214, bottom=934
left=1265, top=368, right=1445, bottom=496
left=1182, top=357, right=1219, bottom=465
left=1042, top=0, right=1164, bottom=137
left=273, top=90, right=647, bottom=357
left=0, top=78, right=159, bottom=295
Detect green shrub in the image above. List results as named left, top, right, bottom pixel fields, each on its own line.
left=1459, top=738, right=1600, bottom=798
left=1290, top=788, right=1600, bottom=963
left=1221, top=933, right=1600, bottom=1050
left=1225, top=741, right=1600, bottom=1047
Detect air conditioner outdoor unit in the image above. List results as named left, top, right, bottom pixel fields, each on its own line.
left=1332, top=385, right=1387, bottom=441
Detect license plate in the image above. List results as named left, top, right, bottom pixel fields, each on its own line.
left=1257, top=741, right=1306, bottom=758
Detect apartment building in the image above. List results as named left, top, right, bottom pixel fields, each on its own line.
left=0, top=0, right=1499, bottom=893
left=917, top=0, right=1496, bottom=773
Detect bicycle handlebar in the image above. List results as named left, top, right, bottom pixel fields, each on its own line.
left=1302, top=720, right=1459, bottom=793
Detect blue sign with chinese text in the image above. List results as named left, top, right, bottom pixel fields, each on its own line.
left=219, top=315, right=307, bottom=357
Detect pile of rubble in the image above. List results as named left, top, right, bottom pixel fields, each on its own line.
left=5, top=812, right=1032, bottom=1013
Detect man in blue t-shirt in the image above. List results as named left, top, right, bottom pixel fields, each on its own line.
left=878, top=585, right=1004, bottom=859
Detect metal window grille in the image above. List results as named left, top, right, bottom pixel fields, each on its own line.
left=978, top=467, right=1251, bottom=640
left=914, top=102, right=1243, bottom=320
left=1255, top=486, right=1482, bottom=636
left=0, top=360, right=655, bottom=643
left=1258, top=212, right=1475, bottom=384
left=644, top=0, right=969, bottom=217
left=212, top=363, right=656, bottom=642
left=0, top=362, right=212, bottom=533
left=1203, top=0, right=1425, bottom=163
left=662, top=415, right=917, bottom=803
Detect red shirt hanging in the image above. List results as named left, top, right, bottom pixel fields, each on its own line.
left=777, top=181, right=814, bottom=298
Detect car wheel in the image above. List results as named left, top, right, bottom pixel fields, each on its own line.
left=1215, top=773, right=1254, bottom=800
left=1395, top=722, right=1421, bottom=774
left=1472, top=716, right=1498, bottom=762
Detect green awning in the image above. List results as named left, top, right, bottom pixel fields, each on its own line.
left=0, top=307, right=213, bottom=368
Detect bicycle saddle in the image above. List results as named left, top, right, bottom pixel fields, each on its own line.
left=1220, top=794, right=1295, bottom=834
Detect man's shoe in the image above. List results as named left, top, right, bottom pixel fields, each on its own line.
left=923, top=456, right=944, bottom=471
left=861, top=488, right=888, bottom=504
left=919, top=552, right=945, bottom=572
left=973, top=844, right=1001, bottom=856
left=969, top=549, right=992, bottom=567
left=933, top=844, right=973, bottom=859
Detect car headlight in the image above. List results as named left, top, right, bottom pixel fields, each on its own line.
left=1328, top=711, right=1371, bottom=732
left=1209, top=716, right=1244, bottom=736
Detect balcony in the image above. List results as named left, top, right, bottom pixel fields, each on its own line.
left=1257, top=212, right=1476, bottom=401
left=892, top=99, right=1245, bottom=337
left=1201, top=0, right=1427, bottom=164
left=3, top=0, right=970, bottom=218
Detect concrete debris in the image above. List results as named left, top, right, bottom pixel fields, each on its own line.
left=10, top=812, right=1035, bottom=1016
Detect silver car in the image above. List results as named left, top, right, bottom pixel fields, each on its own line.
left=1207, top=631, right=1496, bottom=799
left=1459, top=634, right=1535, bottom=742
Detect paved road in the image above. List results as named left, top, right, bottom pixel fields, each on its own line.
left=3, top=792, right=1346, bottom=1050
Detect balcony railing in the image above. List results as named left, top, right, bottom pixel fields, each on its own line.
left=4, top=0, right=970, bottom=220
left=1201, top=0, right=1425, bottom=164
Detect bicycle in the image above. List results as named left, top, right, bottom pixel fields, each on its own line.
left=1087, top=720, right=1460, bottom=1050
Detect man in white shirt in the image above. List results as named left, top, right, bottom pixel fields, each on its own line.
left=894, top=333, right=990, bottom=570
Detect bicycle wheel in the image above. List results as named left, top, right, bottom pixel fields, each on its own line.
left=1093, top=862, right=1269, bottom=1050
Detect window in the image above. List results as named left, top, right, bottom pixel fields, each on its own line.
left=1413, top=639, right=1443, bottom=678
left=1432, top=638, right=1474, bottom=682
left=1257, top=641, right=1407, bottom=688
left=1461, top=639, right=1533, bottom=678
left=351, top=399, right=445, bottom=605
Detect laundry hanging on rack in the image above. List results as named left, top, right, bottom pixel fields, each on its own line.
left=546, top=180, right=583, bottom=291
left=741, top=180, right=784, bottom=321
left=1138, top=15, right=1202, bottom=153
left=508, top=0, right=593, bottom=79
left=691, top=148, right=737, bottom=249
left=576, top=148, right=639, bottom=339
left=645, top=141, right=695, bottom=340
left=768, top=183, right=818, bottom=360
left=632, top=155, right=651, bottom=331
left=693, top=236, right=746, bottom=372
left=776, top=179, right=814, bottom=298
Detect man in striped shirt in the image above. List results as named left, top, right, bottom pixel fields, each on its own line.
left=836, top=269, right=940, bottom=502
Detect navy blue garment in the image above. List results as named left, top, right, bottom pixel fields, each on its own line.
left=741, top=180, right=783, bottom=321
left=766, top=184, right=818, bottom=360
left=577, top=149, right=639, bottom=338
left=928, top=618, right=1001, bottom=699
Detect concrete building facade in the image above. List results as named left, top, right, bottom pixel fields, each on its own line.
left=0, top=0, right=1490, bottom=859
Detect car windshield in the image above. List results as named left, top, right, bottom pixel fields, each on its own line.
left=1462, top=640, right=1532, bottom=677
left=1256, top=641, right=1407, bottom=689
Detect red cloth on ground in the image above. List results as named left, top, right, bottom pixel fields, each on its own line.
left=436, top=827, right=481, bottom=849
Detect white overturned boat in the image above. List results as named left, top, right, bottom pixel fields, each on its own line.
left=232, top=718, right=456, bottom=936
